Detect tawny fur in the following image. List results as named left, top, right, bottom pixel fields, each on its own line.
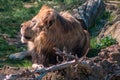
left=20, top=5, right=90, bottom=67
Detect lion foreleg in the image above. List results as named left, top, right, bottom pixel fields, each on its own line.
left=9, top=51, right=30, bottom=60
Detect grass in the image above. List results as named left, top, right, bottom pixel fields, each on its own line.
left=88, top=11, right=117, bottom=57
left=0, top=0, right=40, bottom=67
left=0, top=0, right=86, bottom=67
left=0, top=0, right=46, bottom=67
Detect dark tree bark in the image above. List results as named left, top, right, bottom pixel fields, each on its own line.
left=73, top=0, right=105, bottom=30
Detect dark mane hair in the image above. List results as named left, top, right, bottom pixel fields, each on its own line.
left=56, top=12, right=82, bottom=33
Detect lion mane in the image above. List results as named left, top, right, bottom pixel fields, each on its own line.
left=20, top=5, right=90, bottom=67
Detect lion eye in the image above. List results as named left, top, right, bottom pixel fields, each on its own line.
left=31, top=20, right=36, bottom=22
left=24, top=36, right=31, bottom=40
left=30, top=20, right=37, bottom=27
left=38, top=26, right=43, bottom=30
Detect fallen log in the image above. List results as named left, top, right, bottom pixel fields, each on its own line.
left=3, top=47, right=90, bottom=80
left=2, top=44, right=120, bottom=80
left=2, top=58, right=91, bottom=80
left=2, top=45, right=120, bottom=80
left=73, top=0, right=105, bottom=29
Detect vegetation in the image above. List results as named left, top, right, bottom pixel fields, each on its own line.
left=0, top=0, right=116, bottom=67
left=88, top=11, right=117, bottom=57
left=0, top=0, right=40, bottom=67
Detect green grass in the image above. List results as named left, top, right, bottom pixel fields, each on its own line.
left=0, top=0, right=43, bottom=67
left=0, top=0, right=86, bottom=67
left=88, top=11, right=117, bottom=57
left=88, top=35, right=116, bottom=57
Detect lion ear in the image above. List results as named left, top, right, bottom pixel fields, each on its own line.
left=45, top=12, right=56, bottom=28
left=48, top=19, right=55, bottom=27
left=45, top=18, right=55, bottom=28
left=39, top=5, right=51, bottom=12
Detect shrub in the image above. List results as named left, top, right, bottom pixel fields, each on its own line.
left=96, top=35, right=117, bottom=49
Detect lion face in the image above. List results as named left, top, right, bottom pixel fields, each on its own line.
left=20, top=5, right=56, bottom=43
left=20, top=20, right=38, bottom=43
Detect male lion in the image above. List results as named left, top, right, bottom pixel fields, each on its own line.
left=10, top=5, right=90, bottom=67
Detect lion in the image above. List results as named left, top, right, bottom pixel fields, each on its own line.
left=10, top=5, right=90, bottom=67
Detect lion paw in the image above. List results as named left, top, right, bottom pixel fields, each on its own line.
left=9, top=51, right=27, bottom=60
left=32, top=64, right=44, bottom=70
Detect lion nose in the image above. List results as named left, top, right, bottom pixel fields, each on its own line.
left=20, top=24, right=23, bottom=28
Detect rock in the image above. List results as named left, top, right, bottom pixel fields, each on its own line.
left=109, top=52, right=120, bottom=62
left=91, top=56, right=102, bottom=63
left=110, top=73, right=120, bottom=80
left=98, top=45, right=120, bottom=61
left=98, top=49, right=110, bottom=59
left=100, top=59, right=112, bottom=72
left=91, top=63, right=104, bottom=80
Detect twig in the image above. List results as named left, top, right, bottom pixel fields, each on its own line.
left=5, top=47, right=89, bottom=80
left=53, top=47, right=78, bottom=60
left=5, top=57, right=87, bottom=80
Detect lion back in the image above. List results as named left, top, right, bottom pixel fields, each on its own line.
left=60, top=12, right=90, bottom=57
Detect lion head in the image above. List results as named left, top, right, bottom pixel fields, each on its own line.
left=20, top=5, right=83, bottom=43
left=20, top=5, right=58, bottom=42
